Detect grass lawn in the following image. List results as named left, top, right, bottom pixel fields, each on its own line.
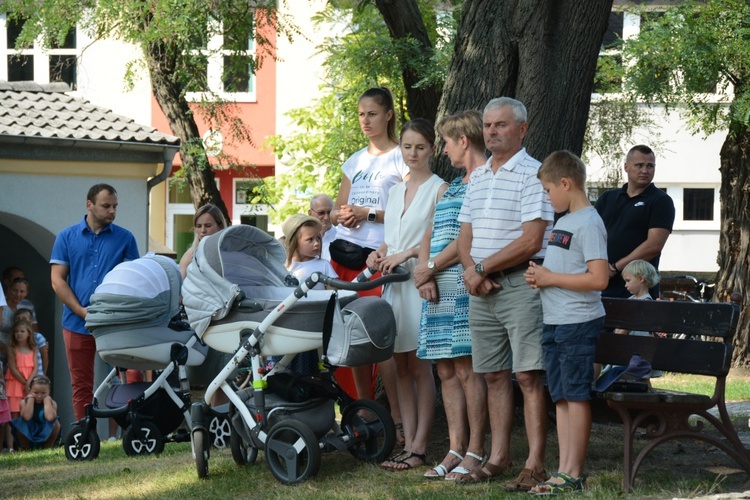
left=2, top=370, right=750, bottom=499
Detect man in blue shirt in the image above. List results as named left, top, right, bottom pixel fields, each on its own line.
left=50, top=184, right=139, bottom=420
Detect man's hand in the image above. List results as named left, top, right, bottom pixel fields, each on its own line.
left=418, top=281, right=438, bottom=303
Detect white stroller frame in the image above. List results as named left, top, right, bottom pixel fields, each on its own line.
left=182, top=225, right=408, bottom=483
left=64, top=254, right=209, bottom=460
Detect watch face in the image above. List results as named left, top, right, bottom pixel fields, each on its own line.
left=427, top=260, right=435, bottom=270
left=475, top=263, right=484, bottom=275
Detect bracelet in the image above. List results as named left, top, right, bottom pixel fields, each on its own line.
left=610, top=262, right=620, bottom=274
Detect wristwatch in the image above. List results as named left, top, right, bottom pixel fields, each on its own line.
left=474, top=262, right=487, bottom=277
left=427, top=259, right=436, bottom=271
left=367, top=208, right=377, bottom=222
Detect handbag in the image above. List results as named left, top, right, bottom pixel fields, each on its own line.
left=329, top=238, right=373, bottom=270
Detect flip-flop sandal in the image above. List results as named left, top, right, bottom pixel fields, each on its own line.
left=457, top=460, right=512, bottom=484
left=424, top=449, right=463, bottom=478
left=382, top=450, right=427, bottom=471
left=445, top=451, right=485, bottom=481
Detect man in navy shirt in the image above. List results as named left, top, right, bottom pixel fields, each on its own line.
left=595, top=145, right=675, bottom=298
left=50, top=184, right=139, bottom=420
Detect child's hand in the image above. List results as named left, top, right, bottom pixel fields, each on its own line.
left=524, top=261, right=550, bottom=289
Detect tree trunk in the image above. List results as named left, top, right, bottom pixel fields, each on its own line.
left=374, top=0, right=442, bottom=124
left=433, top=0, right=613, bottom=179
left=143, top=39, right=230, bottom=222
left=715, top=125, right=750, bottom=367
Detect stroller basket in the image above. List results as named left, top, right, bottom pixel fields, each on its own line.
left=234, top=388, right=335, bottom=439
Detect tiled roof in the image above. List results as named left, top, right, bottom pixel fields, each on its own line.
left=0, top=81, right=180, bottom=146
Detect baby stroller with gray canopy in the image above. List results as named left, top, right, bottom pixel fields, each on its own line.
left=182, top=225, right=408, bottom=484
left=63, top=253, right=209, bottom=460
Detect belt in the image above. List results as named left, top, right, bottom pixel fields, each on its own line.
left=488, top=259, right=543, bottom=281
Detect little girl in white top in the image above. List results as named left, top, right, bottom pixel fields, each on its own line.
left=282, top=214, right=338, bottom=290
left=276, top=214, right=338, bottom=375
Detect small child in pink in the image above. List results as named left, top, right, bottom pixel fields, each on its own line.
left=5, top=319, right=38, bottom=418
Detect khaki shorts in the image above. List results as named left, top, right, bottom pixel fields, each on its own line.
left=469, top=270, right=544, bottom=373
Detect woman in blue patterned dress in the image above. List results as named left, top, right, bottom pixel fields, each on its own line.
left=415, top=111, right=490, bottom=481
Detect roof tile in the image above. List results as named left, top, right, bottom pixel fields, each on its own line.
left=0, top=80, right=180, bottom=146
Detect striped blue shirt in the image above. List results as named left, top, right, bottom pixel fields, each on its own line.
left=458, top=148, right=553, bottom=262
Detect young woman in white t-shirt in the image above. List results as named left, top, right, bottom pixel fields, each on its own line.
left=329, top=87, right=406, bottom=446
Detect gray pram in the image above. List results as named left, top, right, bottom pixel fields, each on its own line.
left=182, top=225, right=408, bottom=484
left=63, top=253, right=208, bottom=460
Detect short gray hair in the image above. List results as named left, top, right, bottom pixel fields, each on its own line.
left=484, top=97, right=527, bottom=125
left=310, top=194, right=333, bottom=210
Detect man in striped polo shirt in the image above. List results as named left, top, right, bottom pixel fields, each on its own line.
left=456, top=97, right=554, bottom=490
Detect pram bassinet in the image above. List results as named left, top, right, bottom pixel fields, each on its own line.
left=87, top=253, right=207, bottom=369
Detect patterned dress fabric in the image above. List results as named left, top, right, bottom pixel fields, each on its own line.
left=417, top=178, right=472, bottom=359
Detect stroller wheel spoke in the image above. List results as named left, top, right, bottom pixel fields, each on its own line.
left=265, top=420, right=321, bottom=484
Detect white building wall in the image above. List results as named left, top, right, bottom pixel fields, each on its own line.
left=75, top=32, right=152, bottom=126
left=587, top=106, right=725, bottom=273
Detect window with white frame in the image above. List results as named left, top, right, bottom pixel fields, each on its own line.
left=1, top=14, right=78, bottom=89
left=166, top=178, right=220, bottom=261
left=185, top=16, right=256, bottom=103
left=683, top=188, right=715, bottom=221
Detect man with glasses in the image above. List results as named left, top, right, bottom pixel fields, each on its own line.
left=308, top=194, right=337, bottom=261
left=594, top=145, right=675, bottom=298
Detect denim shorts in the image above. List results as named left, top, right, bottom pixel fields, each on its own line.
left=542, top=316, right=604, bottom=403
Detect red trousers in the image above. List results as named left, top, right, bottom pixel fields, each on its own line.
left=63, top=329, right=96, bottom=421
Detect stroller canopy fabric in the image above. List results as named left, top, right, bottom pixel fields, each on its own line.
left=86, top=253, right=182, bottom=334
left=182, top=224, right=291, bottom=337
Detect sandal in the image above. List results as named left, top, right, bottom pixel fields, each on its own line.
left=505, top=467, right=550, bottom=492
left=381, top=450, right=427, bottom=471
left=529, top=472, right=586, bottom=495
left=394, top=422, right=405, bottom=448
left=424, top=449, right=463, bottom=478
left=457, top=460, right=512, bottom=484
left=445, top=451, right=485, bottom=481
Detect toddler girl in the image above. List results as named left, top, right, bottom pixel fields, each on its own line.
left=276, top=214, right=338, bottom=374
left=617, top=259, right=660, bottom=336
left=12, top=374, right=60, bottom=449
left=6, top=319, right=38, bottom=418
left=282, top=214, right=338, bottom=287
left=0, top=361, right=13, bottom=452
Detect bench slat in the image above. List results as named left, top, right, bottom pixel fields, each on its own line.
left=602, top=298, right=738, bottom=339
left=594, top=333, right=732, bottom=376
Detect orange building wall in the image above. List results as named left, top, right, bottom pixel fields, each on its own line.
left=151, top=22, right=277, bottom=221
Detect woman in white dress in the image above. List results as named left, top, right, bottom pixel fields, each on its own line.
left=368, top=118, right=448, bottom=470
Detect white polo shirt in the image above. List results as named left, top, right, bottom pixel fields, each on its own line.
left=458, top=148, right=553, bottom=262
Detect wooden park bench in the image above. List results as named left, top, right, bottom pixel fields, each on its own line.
left=594, top=297, right=750, bottom=491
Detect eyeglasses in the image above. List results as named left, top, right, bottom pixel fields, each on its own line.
left=11, top=277, right=29, bottom=285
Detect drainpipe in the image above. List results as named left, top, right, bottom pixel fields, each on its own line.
left=146, top=146, right=180, bottom=254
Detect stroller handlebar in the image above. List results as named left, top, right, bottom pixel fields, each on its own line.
left=305, top=265, right=410, bottom=291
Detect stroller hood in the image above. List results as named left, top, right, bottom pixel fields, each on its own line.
left=182, top=224, right=290, bottom=337
left=86, top=253, right=182, bottom=334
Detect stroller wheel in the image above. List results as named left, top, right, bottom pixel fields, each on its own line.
left=341, top=399, right=395, bottom=462
left=230, top=422, right=258, bottom=466
left=64, top=424, right=100, bottom=461
left=192, top=429, right=209, bottom=478
left=264, top=420, right=321, bottom=484
left=209, top=413, right=231, bottom=449
left=123, top=422, right=165, bottom=456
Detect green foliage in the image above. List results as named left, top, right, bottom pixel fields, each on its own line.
left=622, top=0, right=749, bottom=137
left=263, top=1, right=455, bottom=223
